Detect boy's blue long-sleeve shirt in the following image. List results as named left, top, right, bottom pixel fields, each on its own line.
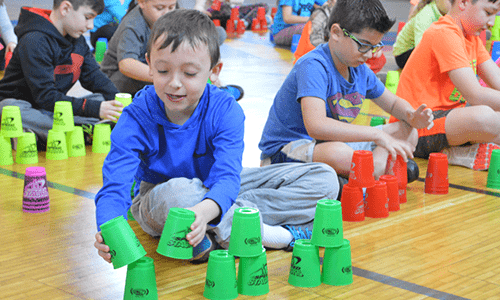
left=94, top=84, right=245, bottom=229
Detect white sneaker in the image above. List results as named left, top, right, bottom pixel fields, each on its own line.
left=442, top=143, right=500, bottom=170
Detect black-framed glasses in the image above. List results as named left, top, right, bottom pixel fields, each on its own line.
left=342, top=28, right=384, bottom=54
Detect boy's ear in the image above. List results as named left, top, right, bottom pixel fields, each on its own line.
left=329, top=23, right=342, bottom=42
left=58, top=0, right=73, bottom=16
left=209, top=61, right=223, bottom=84
left=145, top=53, right=154, bottom=76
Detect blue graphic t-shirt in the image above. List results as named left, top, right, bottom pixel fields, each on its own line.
left=272, top=0, right=326, bottom=35
left=258, top=43, right=385, bottom=159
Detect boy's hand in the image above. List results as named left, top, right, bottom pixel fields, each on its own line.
left=100, top=100, right=123, bottom=122
left=185, top=199, right=221, bottom=247
left=94, top=231, right=112, bottom=263
left=407, top=104, right=434, bottom=130
left=376, top=130, right=415, bottom=162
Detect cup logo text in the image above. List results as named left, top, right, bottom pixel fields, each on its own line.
left=167, top=229, right=191, bottom=248
left=1, top=117, right=17, bottom=130
left=53, top=112, right=66, bottom=126
left=24, top=179, right=49, bottom=200
left=130, top=288, right=149, bottom=297
left=289, top=256, right=304, bottom=277
left=248, top=263, right=268, bottom=286
left=205, top=278, right=215, bottom=288
left=322, top=228, right=339, bottom=236
left=48, top=140, right=65, bottom=154
left=342, top=266, right=352, bottom=274
left=244, top=237, right=261, bottom=246
left=20, top=143, right=38, bottom=158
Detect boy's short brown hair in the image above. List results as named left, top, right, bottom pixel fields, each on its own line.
left=146, top=9, right=220, bottom=70
left=53, top=0, right=104, bottom=14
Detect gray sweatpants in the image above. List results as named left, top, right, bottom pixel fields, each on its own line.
left=130, top=162, right=339, bottom=249
left=0, top=94, right=104, bottom=142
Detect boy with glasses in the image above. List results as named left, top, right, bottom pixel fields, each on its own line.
left=258, top=0, right=434, bottom=192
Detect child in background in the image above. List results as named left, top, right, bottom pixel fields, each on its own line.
left=89, top=0, right=133, bottom=49
left=0, top=0, right=17, bottom=69
left=292, top=0, right=386, bottom=74
left=93, top=10, right=339, bottom=264
left=259, top=0, right=433, bottom=186
left=392, top=0, right=500, bottom=171
left=393, top=0, right=451, bottom=69
left=272, top=0, right=326, bottom=47
left=101, top=1, right=243, bottom=99
left=0, top=0, right=121, bottom=148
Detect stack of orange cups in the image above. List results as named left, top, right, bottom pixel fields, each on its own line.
left=386, top=155, right=407, bottom=203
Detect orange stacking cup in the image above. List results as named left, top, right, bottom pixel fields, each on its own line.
left=340, top=184, right=365, bottom=222
left=425, top=153, right=449, bottom=194
left=379, top=175, right=400, bottom=212
left=364, top=180, right=389, bottom=218
left=386, top=155, right=407, bottom=203
left=349, top=150, right=375, bottom=188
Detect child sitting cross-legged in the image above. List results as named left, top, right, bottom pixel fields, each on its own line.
left=259, top=0, right=434, bottom=193
left=94, top=9, right=340, bottom=264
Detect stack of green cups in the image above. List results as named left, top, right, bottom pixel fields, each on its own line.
left=228, top=207, right=269, bottom=296
left=487, top=149, right=500, bottom=189
left=287, top=240, right=321, bottom=287
left=100, top=215, right=147, bottom=269
left=124, top=256, right=158, bottom=300
left=92, top=123, right=112, bottom=154
left=204, top=250, right=238, bottom=300
left=16, top=132, right=38, bottom=164
left=47, top=101, right=75, bottom=160
left=156, top=207, right=195, bottom=259
left=307, top=199, right=353, bottom=287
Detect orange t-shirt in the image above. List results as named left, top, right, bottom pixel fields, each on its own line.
left=395, top=15, right=490, bottom=114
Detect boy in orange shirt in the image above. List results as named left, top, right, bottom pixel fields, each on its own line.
left=393, top=0, right=500, bottom=170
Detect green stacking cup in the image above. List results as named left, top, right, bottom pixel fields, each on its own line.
left=385, top=70, right=400, bottom=94
left=46, top=129, right=68, bottom=160
left=237, top=247, right=269, bottom=296
left=52, top=101, right=75, bottom=132
left=66, top=126, right=86, bottom=157
left=124, top=256, right=158, bottom=300
left=487, top=149, right=500, bottom=189
left=1, top=106, right=23, bottom=137
left=287, top=239, right=321, bottom=288
left=114, top=93, right=133, bottom=123
left=228, top=207, right=263, bottom=258
left=322, top=239, right=353, bottom=286
left=203, top=250, right=238, bottom=300
left=311, top=199, right=343, bottom=247
left=0, top=134, right=14, bottom=165
left=370, top=116, right=385, bottom=127
left=100, top=215, right=147, bottom=269
left=92, top=123, right=111, bottom=154
left=156, top=207, right=195, bottom=259
left=95, top=38, right=107, bottom=63
left=16, top=132, right=38, bottom=164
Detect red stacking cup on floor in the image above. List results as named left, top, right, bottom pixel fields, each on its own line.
left=251, top=18, right=260, bottom=32
left=213, top=19, right=221, bottom=27
left=340, top=184, right=365, bottom=222
left=349, top=150, right=375, bottom=188
left=271, top=7, right=277, bottom=19
left=365, top=180, right=389, bottom=218
left=257, top=7, right=266, bottom=21
left=210, top=0, right=221, bottom=11
left=260, top=19, right=268, bottom=32
left=226, top=19, right=236, bottom=37
left=22, top=167, right=50, bottom=213
left=425, top=153, right=449, bottom=194
left=386, top=155, right=407, bottom=203
left=230, top=7, right=239, bottom=21
left=237, top=19, right=246, bottom=35
left=379, top=175, right=400, bottom=212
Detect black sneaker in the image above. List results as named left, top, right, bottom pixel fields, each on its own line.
left=407, top=158, right=419, bottom=184
left=81, top=124, right=94, bottom=145
left=282, top=225, right=313, bottom=252
left=219, top=84, right=244, bottom=101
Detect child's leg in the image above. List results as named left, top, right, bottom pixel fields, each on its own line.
left=444, top=106, right=500, bottom=146
left=130, top=178, right=209, bottom=237
left=273, top=24, right=306, bottom=47
left=213, top=162, right=339, bottom=249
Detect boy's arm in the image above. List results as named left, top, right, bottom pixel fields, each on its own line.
left=372, top=88, right=433, bottom=129
left=302, top=96, right=416, bottom=158
left=119, top=58, right=153, bottom=82
left=449, top=65, right=500, bottom=111
left=282, top=6, right=310, bottom=24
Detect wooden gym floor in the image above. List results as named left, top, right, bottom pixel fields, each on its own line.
left=2, top=19, right=500, bottom=300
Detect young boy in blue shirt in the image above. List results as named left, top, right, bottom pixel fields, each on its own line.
left=259, top=0, right=434, bottom=187
left=0, top=0, right=123, bottom=147
left=94, top=9, right=339, bottom=264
